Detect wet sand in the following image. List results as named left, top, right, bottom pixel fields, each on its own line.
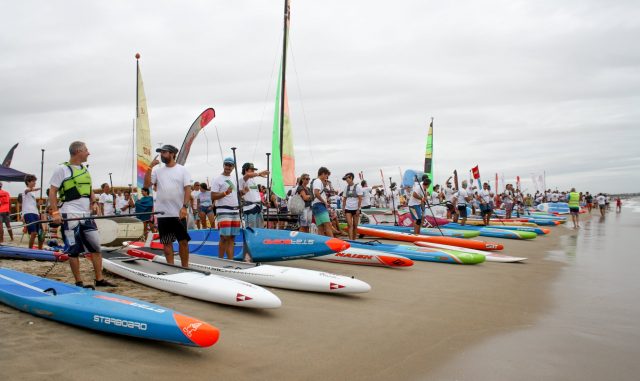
left=1, top=218, right=581, bottom=380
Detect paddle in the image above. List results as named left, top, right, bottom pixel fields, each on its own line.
left=231, top=147, right=252, bottom=262
left=121, top=248, right=212, bottom=276
left=12, top=211, right=165, bottom=230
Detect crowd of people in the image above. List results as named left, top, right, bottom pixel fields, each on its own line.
left=0, top=140, right=626, bottom=286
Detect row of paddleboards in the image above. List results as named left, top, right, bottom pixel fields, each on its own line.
left=0, top=207, right=565, bottom=348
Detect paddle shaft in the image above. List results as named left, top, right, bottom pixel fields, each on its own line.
left=14, top=211, right=164, bottom=229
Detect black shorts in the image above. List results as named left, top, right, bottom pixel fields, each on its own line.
left=157, top=217, right=191, bottom=244
left=457, top=205, right=468, bottom=218
left=570, top=207, right=580, bottom=214
left=0, top=212, right=10, bottom=224
left=345, top=209, right=360, bottom=216
left=445, top=202, right=456, bottom=213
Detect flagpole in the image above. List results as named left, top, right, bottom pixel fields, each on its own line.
left=39, top=149, right=45, bottom=204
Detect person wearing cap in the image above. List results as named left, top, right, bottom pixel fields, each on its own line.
left=49, top=141, right=116, bottom=287
left=144, top=144, right=192, bottom=267
left=341, top=173, right=363, bottom=240
left=408, top=175, right=431, bottom=234
left=211, top=157, right=241, bottom=259
left=311, top=167, right=333, bottom=237
left=239, top=162, right=269, bottom=229
left=0, top=181, right=13, bottom=243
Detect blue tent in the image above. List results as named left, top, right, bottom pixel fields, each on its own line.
left=0, top=166, right=28, bottom=182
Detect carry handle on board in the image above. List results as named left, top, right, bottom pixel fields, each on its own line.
left=125, top=249, right=212, bottom=276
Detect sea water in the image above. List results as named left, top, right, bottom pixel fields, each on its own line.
left=425, top=198, right=640, bottom=381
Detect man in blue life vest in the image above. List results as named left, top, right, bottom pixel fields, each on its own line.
left=49, top=141, right=116, bottom=288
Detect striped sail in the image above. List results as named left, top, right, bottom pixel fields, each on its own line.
left=136, top=59, right=152, bottom=192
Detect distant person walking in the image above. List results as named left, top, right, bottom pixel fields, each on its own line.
left=49, top=141, right=116, bottom=287
left=567, top=187, right=581, bottom=228
left=596, top=193, right=606, bottom=217
left=0, top=182, right=13, bottom=243
left=616, top=197, right=622, bottom=213
left=144, top=144, right=192, bottom=267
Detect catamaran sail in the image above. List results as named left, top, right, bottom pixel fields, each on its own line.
left=135, top=54, right=152, bottom=192
left=271, top=0, right=295, bottom=198
left=423, top=118, right=433, bottom=192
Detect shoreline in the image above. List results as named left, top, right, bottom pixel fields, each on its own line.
left=0, top=222, right=573, bottom=380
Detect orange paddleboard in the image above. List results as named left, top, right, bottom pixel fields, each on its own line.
left=357, top=226, right=504, bottom=251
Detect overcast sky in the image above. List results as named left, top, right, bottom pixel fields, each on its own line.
left=1, top=0, right=638, bottom=197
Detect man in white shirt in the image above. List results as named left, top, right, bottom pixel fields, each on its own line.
left=144, top=144, right=192, bottom=267
left=211, top=157, right=241, bottom=259
left=49, top=141, right=116, bottom=288
left=443, top=179, right=457, bottom=219
left=454, top=180, right=473, bottom=225
left=240, top=162, right=269, bottom=229
left=477, top=182, right=494, bottom=226
left=98, top=183, right=115, bottom=216
left=408, top=175, right=430, bottom=234
left=597, top=193, right=606, bottom=217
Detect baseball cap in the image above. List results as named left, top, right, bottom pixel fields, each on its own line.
left=242, top=162, right=257, bottom=171
left=223, top=157, right=235, bottom=165
left=342, top=172, right=354, bottom=180
left=155, top=144, right=178, bottom=154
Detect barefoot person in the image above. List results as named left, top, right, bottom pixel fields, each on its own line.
left=211, top=157, right=241, bottom=259
left=567, top=187, right=581, bottom=228
left=144, top=144, right=192, bottom=267
left=48, top=141, right=116, bottom=287
left=21, top=175, right=44, bottom=249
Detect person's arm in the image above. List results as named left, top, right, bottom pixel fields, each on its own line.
left=180, top=185, right=191, bottom=219
left=49, top=186, right=62, bottom=224
left=211, top=186, right=233, bottom=201
left=144, top=156, right=159, bottom=189
left=313, top=188, right=328, bottom=206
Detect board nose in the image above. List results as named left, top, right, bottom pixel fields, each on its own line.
left=325, top=238, right=350, bottom=252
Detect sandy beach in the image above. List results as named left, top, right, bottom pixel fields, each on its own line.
left=0, top=213, right=624, bottom=381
